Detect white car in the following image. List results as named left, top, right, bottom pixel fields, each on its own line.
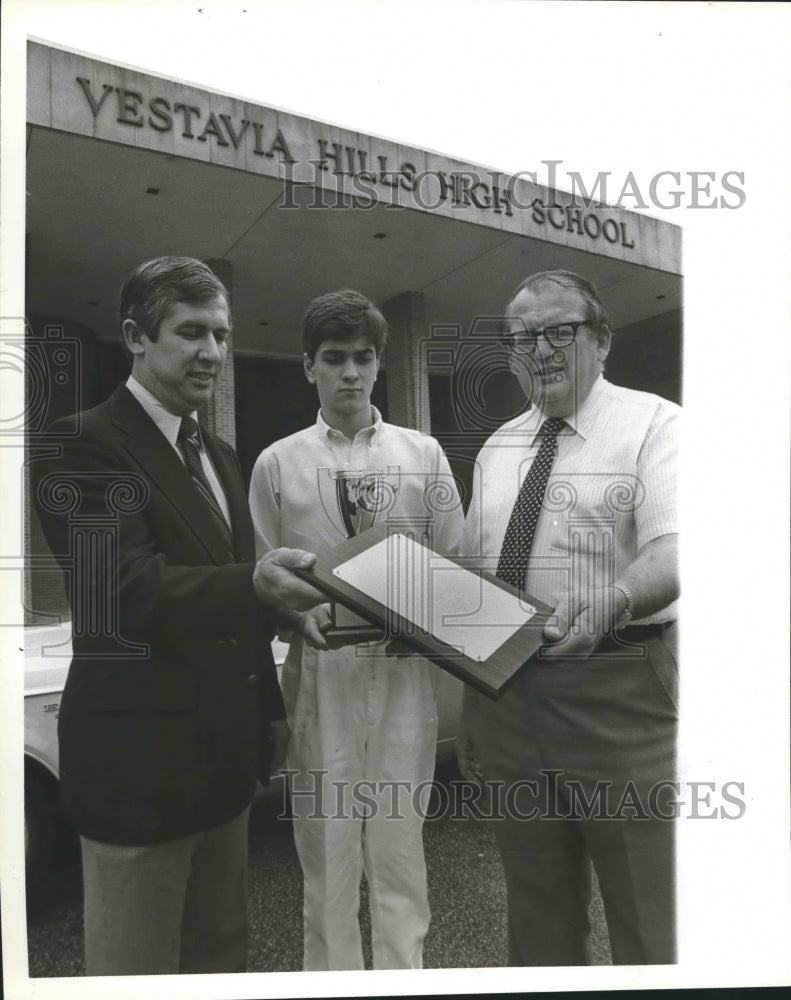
left=24, top=622, right=462, bottom=880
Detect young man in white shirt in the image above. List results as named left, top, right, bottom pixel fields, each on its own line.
left=249, top=289, right=463, bottom=970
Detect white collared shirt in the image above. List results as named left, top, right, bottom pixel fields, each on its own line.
left=462, top=376, right=679, bottom=624
left=248, top=406, right=463, bottom=557
left=125, top=376, right=231, bottom=523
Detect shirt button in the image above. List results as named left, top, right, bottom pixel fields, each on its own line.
left=246, top=673, right=258, bottom=685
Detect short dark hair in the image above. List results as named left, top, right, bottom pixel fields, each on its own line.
left=301, top=289, right=388, bottom=360
left=119, top=257, right=229, bottom=341
left=506, top=269, right=612, bottom=338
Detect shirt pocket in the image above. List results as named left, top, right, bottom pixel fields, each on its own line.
left=544, top=473, right=643, bottom=544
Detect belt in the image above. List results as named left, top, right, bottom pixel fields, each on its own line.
left=596, top=621, right=675, bottom=653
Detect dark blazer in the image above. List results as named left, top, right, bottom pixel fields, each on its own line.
left=32, top=385, right=285, bottom=845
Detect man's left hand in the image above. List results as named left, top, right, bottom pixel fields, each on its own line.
left=541, top=586, right=625, bottom=659
left=253, top=548, right=325, bottom=611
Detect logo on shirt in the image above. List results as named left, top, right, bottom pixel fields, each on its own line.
left=320, top=469, right=398, bottom=538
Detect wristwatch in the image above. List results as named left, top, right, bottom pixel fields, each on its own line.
left=613, top=582, right=634, bottom=629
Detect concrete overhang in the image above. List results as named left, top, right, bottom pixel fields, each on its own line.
left=26, top=41, right=681, bottom=358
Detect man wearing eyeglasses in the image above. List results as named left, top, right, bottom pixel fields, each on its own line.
left=457, top=269, right=679, bottom=966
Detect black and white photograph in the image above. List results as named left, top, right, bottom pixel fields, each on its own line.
left=1, top=1, right=789, bottom=997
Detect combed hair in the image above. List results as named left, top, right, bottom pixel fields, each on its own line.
left=302, top=289, right=388, bottom=360
left=506, top=270, right=612, bottom=337
left=119, top=257, right=230, bottom=341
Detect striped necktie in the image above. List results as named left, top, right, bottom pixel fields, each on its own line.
left=496, top=417, right=566, bottom=590
left=177, top=416, right=234, bottom=552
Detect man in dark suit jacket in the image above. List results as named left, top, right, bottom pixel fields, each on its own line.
left=32, top=257, right=324, bottom=976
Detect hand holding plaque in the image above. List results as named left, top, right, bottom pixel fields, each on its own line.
left=294, top=524, right=555, bottom=698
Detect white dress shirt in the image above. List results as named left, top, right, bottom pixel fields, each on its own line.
left=462, top=376, right=679, bottom=624
left=125, top=376, right=231, bottom=524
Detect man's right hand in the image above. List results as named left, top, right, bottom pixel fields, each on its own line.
left=297, top=603, right=333, bottom=651
left=253, top=548, right=325, bottom=612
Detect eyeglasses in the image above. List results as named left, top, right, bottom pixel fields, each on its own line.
left=506, top=320, right=590, bottom=355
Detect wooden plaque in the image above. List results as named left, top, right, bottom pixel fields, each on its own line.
left=295, top=524, right=554, bottom=700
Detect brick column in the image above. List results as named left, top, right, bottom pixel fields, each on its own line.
left=203, top=258, right=236, bottom=446
left=382, top=291, right=430, bottom=433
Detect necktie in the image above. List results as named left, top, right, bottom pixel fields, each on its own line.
left=496, top=417, right=566, bottom=590
left=177, top=416, right=234, bottom=552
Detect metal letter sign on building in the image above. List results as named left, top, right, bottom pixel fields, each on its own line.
left=27, top=42, right=681, bottom=271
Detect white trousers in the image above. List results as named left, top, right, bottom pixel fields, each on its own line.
left=283, top=643, right=439, bottom=970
